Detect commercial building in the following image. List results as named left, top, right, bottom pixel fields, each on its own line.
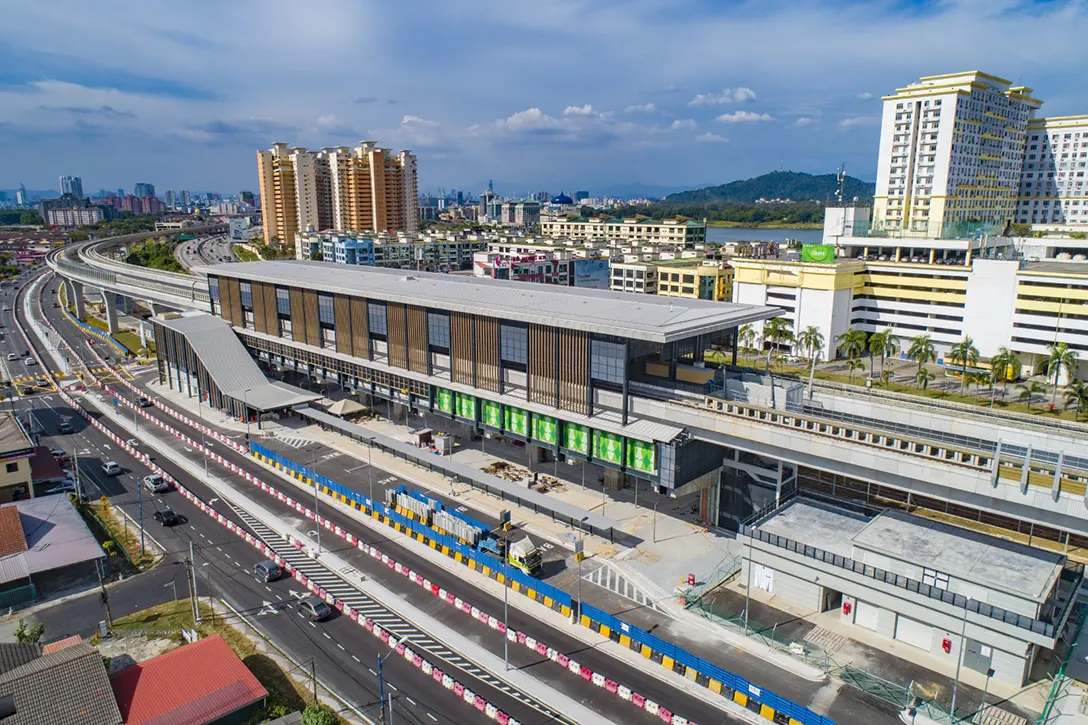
left=500, top=199, right=541, bottom=228
left=257, top=141, right=419, bottom=246
left=58, top=175, right=83, bottom=199
left=132, top=183, right=155, bottom=199
left=1016, top=116, right=1088, bottom=227
left=741, top=497, right=1081, bottom=686
left=608, top=259, right=733, bottom=302
left=164, top=190, right=177, bottom=208
left=473, top=250, right=610, bottom=289
left=541, top=216, right=706, bottom=247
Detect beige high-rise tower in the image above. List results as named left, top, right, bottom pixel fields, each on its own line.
left=257, top=141, right=418, bottom=246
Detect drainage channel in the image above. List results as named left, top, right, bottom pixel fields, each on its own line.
left=226, top=500, right=572, bottom=725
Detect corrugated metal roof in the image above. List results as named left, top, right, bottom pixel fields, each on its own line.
left=156, top=314, right=320, bottom=411
left=0, top=641, right=122, bottom=725
left=0, top=497, right=104, bottom=586
left=196, top=260, right=778, bottom=343
left=110, top=635, right=267, bottom=725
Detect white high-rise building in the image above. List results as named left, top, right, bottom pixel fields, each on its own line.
left=871, top=71, right=1041, bottom=239
left=1016, top=116, right=1088, bottom=227
left=59, top=175, right=83, bottom=198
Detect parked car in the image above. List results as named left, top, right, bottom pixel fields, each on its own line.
left=153, top=508, right=180, bottom=527
left=142, top=474, right=170, bottom=493
left=137, top=396, right=151, bottom=407
left=57, top=421, right=74, bottom=434
left=101, top=461, right=122, bottom=476
left=41, top=480, right=77, bottom=496
left=254, top=561, right=283, bottom=583
left=299, top=596, right=332, bottom=622
left=22, top=358, right=34, bottom=366
left=5, top=353, right=15, bottom=361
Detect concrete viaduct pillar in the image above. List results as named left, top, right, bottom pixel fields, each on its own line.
left=67, top=280, right=86, bottom=320
left=100, top=289, right=120, bottom=335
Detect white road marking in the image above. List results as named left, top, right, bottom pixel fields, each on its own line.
left=368, top=668, right=377, bottom=676
left=406, top=696, right=417, bottom=706
left=427, top=714, right=437, bottom=722
left=309, top=621, right=316, bottom=628
left=388, top=684, right=397, bottom=691
left=323, top=632, right=331, bottom=640
left=352, top=655, right=360, bottom=662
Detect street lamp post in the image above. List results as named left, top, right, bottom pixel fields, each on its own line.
left=653, top=501, right=659, bottom=543
left=378, top=636, right=407, bottom=725
left=311, top=447, right=321, bottom=554
left=577, top=516, right=589, bottom=622
left=242, top=388, right=252, bottom=440
left=949, top=605, right=969, bottom=723
left=368, top=440, right=374, bottom=508
left=502, top=528, right=509, bottom=671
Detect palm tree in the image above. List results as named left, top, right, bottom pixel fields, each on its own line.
left=907, top=335, right=937, bottom=380
left=762, top=317, right=793, bottom=371
left=988, top=346, right=1021, bottom=401
left=880, top=369, right=895, bottom=389
left=878, top=332, right=900, bottom=375
left=1018, top=380, right=1046, bottom=412
left=847, top=358, right=865, bottom=385
left=836, top=327, right=867, bottom=363
left=948, top=336, right=980, bottom=397
left=1064, top=379, right=1088, bottom=421
left=1044, top=342, right=1081, bottom=407
left=738, top=324, right=757, bottom=363
left=916, top=367, right=935, bottom=391
left=866, top=331, right=886, bottom=378
left=797, top=326, right=825, bottom=363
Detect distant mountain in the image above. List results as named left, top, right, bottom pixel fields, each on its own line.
left=664, top=171, right=875, bottom=205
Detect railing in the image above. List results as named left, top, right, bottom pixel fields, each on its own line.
left=0, top=583, right=39, bottom=610
left=741, top=522, right=1084, bottom=640
left=52, top=251, right=210, bottom=305
left=580, top=602, right=836, bottom=725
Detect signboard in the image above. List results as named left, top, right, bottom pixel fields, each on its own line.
left=626, top=439, right=657, bottom=474
left=503, top=406, right=528, bottom=437
left=482, top=400, right=502, bottom=429
left=435, top=388, right=453, bottom=414
left=563, top=422, right=589, bottom=455
left=801, top=244, right=835, bottom=263
left=592, top=430, right=624, bottom=466
left=531, top=414, right=558, bottom=446
left=454, top=392, right=476, bottom=421
left=572, top=259, right=610, bottom=289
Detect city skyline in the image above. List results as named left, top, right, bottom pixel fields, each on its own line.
left=4, top=1, right=1088, bottom=194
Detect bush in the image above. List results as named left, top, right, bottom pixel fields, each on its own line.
left=300, top=704, right=338, bottom=725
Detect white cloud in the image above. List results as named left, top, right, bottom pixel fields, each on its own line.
left=688, top=87, right=757, bottom=108
left=695, top=132, right=729, bottom=144
left=716, top=111, right=774, bottom=123
left=794, top=117, right=815, bottom=127
left=500, top=108, right=565, bottom=133
left=563, top=104, right=596, bottom=116
left=838, top=116, right=880, bottom=130
left=857, top=92, right=874, bottom=100
left=669, top=119, right=697, bottom=130
left=625, top=103, right=657, bottom=114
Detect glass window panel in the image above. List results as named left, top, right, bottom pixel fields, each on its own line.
left=500, top=323, right=527, bottom=364
left=368, top=301, right=387, bottom=335
left=428, top=311, right=450, bottom=349
left=275, top=287, right=291, bottom=316
left=318, top=293, right=335, bottom=325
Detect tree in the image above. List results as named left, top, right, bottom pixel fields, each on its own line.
left=916, top=367, right=935, bottom=391
left=836, top=328, right=867, bottom=362
left=907, top=334, right=937, bottom=380
left=13, top=619, right=44, bottom=643
left=1018, top=381, right=1046, bottom=412
left=847, top=357, right=865, bottom=385
left=738, top=324, right=757, bottom=362
left=989, top=346, right=1021, bottom=400
left=948, top=336, right=979, bottom=397
left=880, top=369, right=895, bottom=389
left=1044, top=342, right=1080, bottom=407
left=762, top=317, right=793, bottom=371
left=301, top=704, right=339, bottom=725
left=877, top=332, right=900, bottom=374
left=866, top=331, right=886, bottom=378
left=1064, top=379, right=1088, bottom=421
left=797, top=326, right=824, bottom=363
left=19, top=211, right=43, bottom=226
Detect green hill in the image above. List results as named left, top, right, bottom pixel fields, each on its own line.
left=665, top=171, right=875, bottom=205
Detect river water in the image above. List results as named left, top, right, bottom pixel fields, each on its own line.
left=705, top=227, right=823, bottom=245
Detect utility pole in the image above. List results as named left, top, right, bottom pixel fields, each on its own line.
left=189, top=542, right=201, bottom=624
left=310, top=658, right=317, bottom=704
left=97, top=562, right=113, bottom=630
left=137, top=477, right=145, bottom=558
left=312, top=447, right=321, bottom=553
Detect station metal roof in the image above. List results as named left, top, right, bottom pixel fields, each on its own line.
left=196, top=260, right=778, bottom=343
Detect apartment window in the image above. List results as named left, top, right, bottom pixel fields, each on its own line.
left=499, top=322, right=528, bottom=367
left=318, top=293, right=335, bottom=326
left=280, top=318, right=293, bottom=340
left=368, top=301, right=387, bottom=337
left=922, top=567, right=949, bottom=590
left=239, top=281, right=253, bottom=310
left=427, top=311, right=450, bottom=351
left=322, top=327, right=336, bottom=350
left=275, top=287, right=291, bottom=316
left=4, top=463, right=16, bottom=474
left=590, top=337, right=625, bottom=385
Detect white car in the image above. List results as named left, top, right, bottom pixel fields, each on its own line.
left=142, top=474, right=170, bottom=493
left=23, top=358, right=35, bottom=366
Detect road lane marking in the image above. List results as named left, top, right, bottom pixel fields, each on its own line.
left=406, top=697, right=417, bottom=706
left=351, top=655, right=360, bottom=662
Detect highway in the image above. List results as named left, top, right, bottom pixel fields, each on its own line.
left=14, top=273, right=573, bottom=725
left=175, top=235, right=235, bottom=270
left=26, top=273, right=760, bottom=725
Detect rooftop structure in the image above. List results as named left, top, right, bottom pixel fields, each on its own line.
left=0, top=496, right=106, bottom=587
left=540, top=216, right=706, bottom=247
left=0, top=640, right=122, bottom=725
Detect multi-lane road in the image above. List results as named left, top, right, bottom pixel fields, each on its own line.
left=17, top=269, right=767, bottom=725
left=175, top=235, right=236, bottom=269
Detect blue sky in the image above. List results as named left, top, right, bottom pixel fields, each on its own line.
left=3, top=0, right=1088, bottom=197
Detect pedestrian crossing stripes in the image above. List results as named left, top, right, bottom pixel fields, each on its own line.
left=227, top=501, right=568, bottom=724
left=274, top=435, right=313, bottom=449
left=582, top=563, right=664, bottom=613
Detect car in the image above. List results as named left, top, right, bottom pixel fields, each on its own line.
left=137, top=396, right=151, bottom=407
left=153, top=508, right=180, bottom=526
left=101, top=461, right=122, bottom=476
left=5, top=353, right=15, bottom=361
left=23, top=358, right=34, bottom=366
left=41, top=480, right=78, bottom=496
left=142, top=474, right=170, bottom=493
left=299, top=596, right=332, bottom=622
left=254, top=561, right=283, bottom=583
left=57, top=421, right=74, bottom=434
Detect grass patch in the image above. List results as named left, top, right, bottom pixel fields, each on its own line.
left=234, top=245, right=260, bottom=262
left=115, top=331, right=154, bottom=357
left=85, top=315, right=109, bottom=333
left=82, top=501, right=157, bottom=569
left=113, top=600, right=332, bottom=723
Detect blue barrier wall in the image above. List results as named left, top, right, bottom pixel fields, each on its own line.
left=60, top=305, right=128, bottom=357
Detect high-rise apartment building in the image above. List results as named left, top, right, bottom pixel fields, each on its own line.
left=180, top=190, right=191, bottom=206
left=1015, top=116, right=1088, bottom=226
left=59, top=175, right=84, bottom=198
left=871, top=71, right=1041, bottom=238
left=239, top=190, right=255, bottom=206
left=165, top=190, right=177, bottom=208
left=257, top=141, right=418, bottom=246
left=133, top=183, right=155, bottom=199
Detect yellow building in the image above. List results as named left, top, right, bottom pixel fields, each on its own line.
left=657, top=261, right=734, bottom=301
left=0, top=414, right=35, bottom=503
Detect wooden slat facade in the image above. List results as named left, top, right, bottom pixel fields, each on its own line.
left=289, top=288, right=306, bottom=343
left=450, top=312, right=474, bottom=386
left=302, top=290, right=320, bottom=347
left=528, top=324, right=557, bottom=407
left=406, top=305, right=428, bottom=373
left=333, top=294, right=353, bottom=355
left=386, top=302, right=408, bottom=369
left=350, top=298, right=370, bottom=359
left=220, top=277, right=242, bottom=326
left=252, top=282, right=276, bottom=335
left=558, top=329, right=590, bottom=416
left=476, top=316, right=500, bottom=393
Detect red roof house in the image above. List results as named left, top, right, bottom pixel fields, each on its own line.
left=109, top=635, right=267, bottom=725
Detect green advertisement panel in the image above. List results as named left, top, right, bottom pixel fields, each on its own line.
left=454, top=392, right=477, bottom=421
left=626, top=438, right=657, bottom=474
left=801, top=244, right=835, bottom=263
left=531, top=414, right=558, bottom=446
left=482, top=400, right=502, bottom=429
left=435, top=388, right=453, bottom=415
left=592, top=429, right=624, bottom=466
left=563, top=422, right=589, bottom=455
left=503, top=406, right=529, bottom=437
